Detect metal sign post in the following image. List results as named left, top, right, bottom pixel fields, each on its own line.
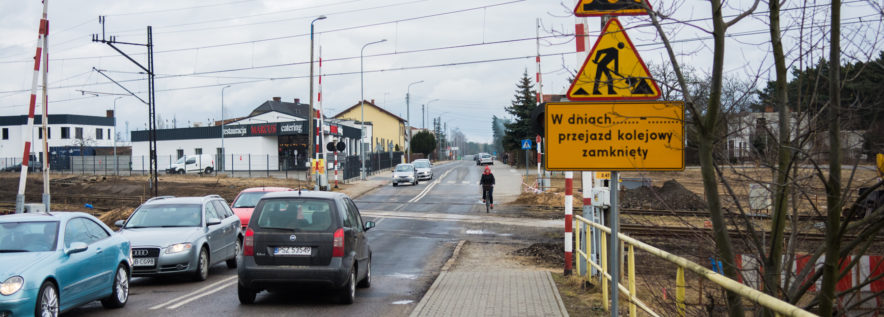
left=609, top=171, right=620, bottom=315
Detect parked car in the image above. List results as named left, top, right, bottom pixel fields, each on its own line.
left=413, top=160, right=433, bottom=180
left=114, top=195, right=241, bottom=281
left=1, top=163, right=42, bottom=172
left=474, top=153, right=488, bottom=165
left=237, top=190, right=374, bottom=305
left=231, top=187, right=294, bottom=229
left=478, top=153, right=493, bottom=165
left=0, top=212, right=131, bottom=316
left=167, top=154, right=215, bottom=174
left=391, top=163, right=418, bottom=186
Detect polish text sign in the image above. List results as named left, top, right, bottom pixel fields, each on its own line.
left=544, top=101, right=684, bottom=171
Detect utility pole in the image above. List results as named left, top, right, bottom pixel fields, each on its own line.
left=309, top=15, right=326, bottom=189
left=405, top=80, right=423, bottom=163
left=93, top=17, right=158, bottom=197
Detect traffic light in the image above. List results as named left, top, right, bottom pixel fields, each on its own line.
left=531, top=103, right=546, bottom=137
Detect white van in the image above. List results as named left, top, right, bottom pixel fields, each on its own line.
left=168, top=154, right=215, bottom=174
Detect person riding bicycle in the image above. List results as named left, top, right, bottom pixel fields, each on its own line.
left=480, top=166, right=495, bottom=209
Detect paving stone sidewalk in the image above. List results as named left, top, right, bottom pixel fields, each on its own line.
left=409, top=270, right=569, bottom=317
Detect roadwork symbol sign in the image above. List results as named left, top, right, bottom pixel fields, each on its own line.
left=521, top=139, right=532, bottom=150
left=566, top=18, right=660, bottom=101
left=573, top=0, right=651, bottom=17
left=544, top=101, right=684, bottom=171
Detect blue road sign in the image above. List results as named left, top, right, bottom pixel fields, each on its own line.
left=521, top=139, right=532, bottom=150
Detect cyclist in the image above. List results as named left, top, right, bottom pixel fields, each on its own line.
left=480, top=165, right=496, bottom=209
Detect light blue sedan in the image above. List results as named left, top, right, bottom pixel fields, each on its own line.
left=0, top=212, right=131, bottom=316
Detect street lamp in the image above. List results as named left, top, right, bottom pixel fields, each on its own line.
left=360, top=38, right=386, bottom=180
left=423, top=98, right=439, bottom=129
left=405, top=80, right=423, bottom=163
left=113, top=96, right=123, bottom=175
left=221, top=85, right=231, bottom=172
left=309, top=15, right=326, bottom=189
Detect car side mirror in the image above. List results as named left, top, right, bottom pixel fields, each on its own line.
left=66, top=242, right=88, bottom=255
left=114, top=220, right=125, bottom=228
left=364, top=221, right=375, bottom=231
left=207, top=218, right=222, bottom=226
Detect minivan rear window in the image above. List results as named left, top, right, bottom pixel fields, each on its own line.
left=255, top=199, right=334, bottom=231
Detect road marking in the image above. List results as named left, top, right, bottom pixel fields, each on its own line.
left=166, top=280, right=237, bottom=309
left=408, top=168, right=454, bottom=203
left=447, top=181, right=455, bottom=184
left=149, top=275, right=237, bottom=310
left=461, top=181, right=471, bottom=184
left=509, top=169, right=517, bottom=173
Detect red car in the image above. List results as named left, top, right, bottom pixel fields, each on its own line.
left=230, top=187, right=294, bottom=228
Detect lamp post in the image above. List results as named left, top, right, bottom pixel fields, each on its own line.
left=220, top=85, right=231, bottom=172
left=309, top=15, right=326, bottom=188
left=113, top=96, right=123, bottom=175
left=423, top=98, right=439, bottom=129
left=360, top=38, right=386, bottom=180
left=405, top=80, right=423, bottom=163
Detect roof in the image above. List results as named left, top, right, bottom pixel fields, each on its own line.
left=0, top=211, right=89, bottom=221
left=140, top=195, right=224, bottom=205
left=249, top=99, right=313, bottom=119
left=334, top=100, right=406, bottom=123
left=0, top=114, right=114, bottom=127
left=240, top=187, right=294, bottom=193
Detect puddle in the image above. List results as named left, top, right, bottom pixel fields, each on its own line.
left=392, top=300, right=414, bottom=305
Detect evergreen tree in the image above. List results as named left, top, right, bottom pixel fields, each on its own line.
left=410, top=131, right=436, bottom=157
left=503, top=70, right=537, bottom=152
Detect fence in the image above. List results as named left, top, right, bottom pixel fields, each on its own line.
left=573, top=215, right=816, bottom=317
left=2, top=152, right=404, bottom=182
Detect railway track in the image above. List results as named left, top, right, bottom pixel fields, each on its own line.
left=525, top=205, right=830, bottom=222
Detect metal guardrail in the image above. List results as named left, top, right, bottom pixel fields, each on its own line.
left=573, top=214, right=817, bottom=317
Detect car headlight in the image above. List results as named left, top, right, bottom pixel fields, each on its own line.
left=0, top=276, right=23, bottom=296
left=165, top=243, right=193, bottom=254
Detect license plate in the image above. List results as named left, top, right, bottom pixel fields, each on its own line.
left=133, top=257, right=156, bottom=267
left=274, top=247, right=311, bottom=256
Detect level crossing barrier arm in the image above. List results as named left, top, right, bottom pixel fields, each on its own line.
left=573, top=214, right=817, bottom=317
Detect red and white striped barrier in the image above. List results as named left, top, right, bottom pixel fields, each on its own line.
left=17, top=5, right=49, bottom=203
left=564, top=171, right=573, bottom=275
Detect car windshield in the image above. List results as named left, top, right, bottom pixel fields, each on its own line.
left=395, top=165, right=413, bottom=172
left=414, top=161, right=430, bottom=168
left=175, top=156, right=186, bottom=164
left=0, top=221, right=59, bottom=252
left=125, top=204, right=202, bottom=228
left=255, top=199, right=334, bottom=232
left=233, top=191, right=272, bottom=208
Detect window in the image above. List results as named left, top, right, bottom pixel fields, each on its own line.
left=61, top=127, right=70, bottom=139
left=177, top=149, right=184, bottom=159
left=108, top=129, right=112, bottom=140
left=96, top=128, right=103, bottom=140
left=38, top=129, right=42, bottom=139
left=195, top=148, right=202, bottom=155
left=75, top=127, right=83, bottom=139
left=344, top=199, right=361, bottom=231
left=205, top=202, right=222, bottom=222
left=255, top=199, right=333, bottom=231
left=212, top=201, right=233, bottom=218
left=2, top=128, right=8, bottom=140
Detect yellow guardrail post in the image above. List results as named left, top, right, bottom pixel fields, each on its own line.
left=676, top=267, right=686, bottom=317
left=586, top=220, right=592, bottom=284
left=601, top=232, right=609, bottom=312
left=628, top=244, right=636, bottom=316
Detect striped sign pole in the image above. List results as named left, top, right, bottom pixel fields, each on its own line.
left=16, top=1, right=49, bottom=214
left=565, top=171, right=574, bottom=275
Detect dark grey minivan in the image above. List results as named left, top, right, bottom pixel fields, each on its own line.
left=237, top=190, right=374, bottom=305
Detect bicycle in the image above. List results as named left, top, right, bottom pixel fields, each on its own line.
left=482, top=186, right=493, bottom=213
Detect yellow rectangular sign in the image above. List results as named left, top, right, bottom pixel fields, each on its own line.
left=545, top=101, right=684, bottom=171
left=595, top=172, right=611, bottom=179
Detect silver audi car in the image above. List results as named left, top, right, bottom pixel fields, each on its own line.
left=115, top=195, right=242, bottom=281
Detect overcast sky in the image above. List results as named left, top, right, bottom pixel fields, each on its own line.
left=0, top=0, right=880, bottom=145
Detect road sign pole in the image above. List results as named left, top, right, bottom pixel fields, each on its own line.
left=609, top=171, right=620, bottom=316
left=580, top=171, right=593, bottom=276
left=564, top=171, right=573, bottom=276
left=525, top=150, right=529, bottom=177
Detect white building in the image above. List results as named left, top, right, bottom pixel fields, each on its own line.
left=0, top=113, right=115, bottom=162
left=130, top=97, right=362, bottom=171
left=725, top=110, right=809, bottom=162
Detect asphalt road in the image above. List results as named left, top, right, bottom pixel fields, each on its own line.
left=67, top=159, right=547, bottom=317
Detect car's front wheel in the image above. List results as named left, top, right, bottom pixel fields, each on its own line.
left=101, top=264, right=129, bottom=308
left=338, top=268, right=356, bottom=304
left=204, top=167, right=214, bottom=174
left=227, top=239, right=241, bottom=268
left=36, top=281, right=58, bottom=317
left=193, top=247, right=209, bottom=281
left=238, top=284, right=256, bottom=304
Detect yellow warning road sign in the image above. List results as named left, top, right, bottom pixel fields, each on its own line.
left=544, top=101, right=684, bottom=171
left=573, top=0, right=651, bottom=16
left=567, top=18, right=660, bottom=101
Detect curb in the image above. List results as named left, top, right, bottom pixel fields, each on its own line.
left=546, top=272, right=571, bottom=317
left=408, top=240, right=466, bottom=317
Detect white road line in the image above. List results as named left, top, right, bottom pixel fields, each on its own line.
left=149, top=275, right=237, bottom=310
left=447, top=181, right=455, bottom=184
left=408, top=168, right=454, bottom=203
left=166, top=280, right=237, bottom=309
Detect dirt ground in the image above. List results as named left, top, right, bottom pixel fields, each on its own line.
left=0, top=173, right=362, bottom=226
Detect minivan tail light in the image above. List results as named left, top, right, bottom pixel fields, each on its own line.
left=243, top=228, right=255, bottom=256
left=332, top=228, right=345, bottom=257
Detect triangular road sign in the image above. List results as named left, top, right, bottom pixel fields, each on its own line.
left=566, top=18, right=660, bottom=101
left=573, top=0, right=652, bottom=17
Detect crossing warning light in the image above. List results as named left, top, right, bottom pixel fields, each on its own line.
left=566, top=18, right=660, bottom=101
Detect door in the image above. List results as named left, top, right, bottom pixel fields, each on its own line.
left=213, top=200, right=239, bottom=259
left=58, top=218, right=111, bottom=308
left=204, top=202, right=227, bottom=263
left=185, top=156, right=198, bottom=173
left=345, top=198, right=369, bottom=276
